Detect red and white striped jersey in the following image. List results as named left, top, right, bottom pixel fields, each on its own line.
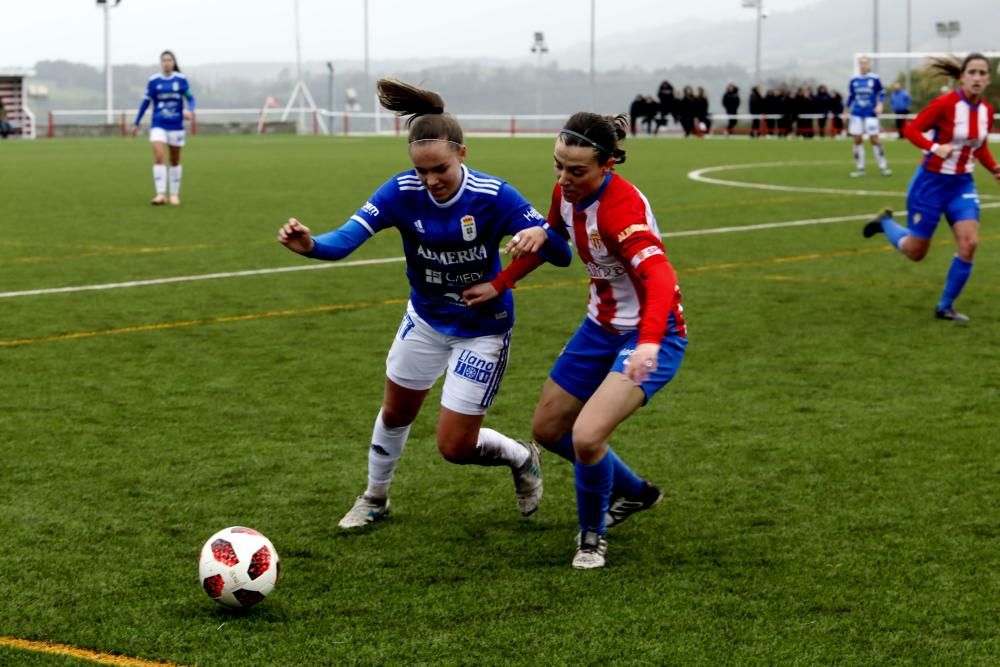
left=904, top=90, right=997, bottom=175
left=547, top=173, right=686, bottom=343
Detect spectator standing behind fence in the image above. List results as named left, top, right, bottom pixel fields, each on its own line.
left=678, top=86, right=696, bottom=137
left=749, top=86, right=763, bottom=138
left=0, top=99, right=10, bottom=139
left=628, top=95, right=643, bottom=136
left=695, top=87, right=711, bottom=135
left=890, top=82, right=912, bottom=139
left=722, top=84, right=740, bottom=135
left=831, top=91, right=845, bottom=137
left=764, top=89, right=779, bottom=135
left=795, top=87, right=814, bottom=138
left=814, top=85, right=832, bottom=138
left=657, top=80, right=674, bottom=129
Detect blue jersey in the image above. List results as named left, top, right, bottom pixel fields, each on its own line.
left=134, top=73, right=195, bottom=131
left=315, top=165, right=557, bottom=337
left=847, top=74, right=884, bottom=118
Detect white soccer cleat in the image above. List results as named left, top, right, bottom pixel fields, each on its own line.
left=338, top=495, right=390, bottom=529
left=151, top=194, right=166, bottom=205
left=849, top=169, right=866, bottom=178
left=879, top=167, right=893, bottom=177
left=512, top=440, right=543, bottom=516
left=572, top=531, right=608, bottom=569
left=168, top=195, right=181, bottom=206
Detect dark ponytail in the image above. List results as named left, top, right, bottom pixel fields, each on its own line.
left=376, top=78, right=463, bottom=146
left=927, top=52, right=989, bottom=80
left=559, top=112, right=628, bottom=165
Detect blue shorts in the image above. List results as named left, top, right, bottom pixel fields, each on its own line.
left=549, top=316, right=687, bottom=404
left=905, top=166, right=980, bottom=239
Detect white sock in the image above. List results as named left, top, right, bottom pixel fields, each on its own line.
left=474, top=428, right=529, bottom=468
left=365, top=409, right=411, bottom=499
left=169, top=165, right=182, bottom=195
left=874, top=144, right=887, bottom=170
left=853, top=144, right=865, bottom=170
left=153, top=165, right=167, bottom=194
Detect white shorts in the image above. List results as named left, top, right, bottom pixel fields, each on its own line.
left=149, top=127, right=186, bottom=147
left=385, top=302, right=511, bottom=416
left=848, top=115, right=880, bottom=137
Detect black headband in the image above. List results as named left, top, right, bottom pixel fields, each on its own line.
left=559, top=128, right=611, bottom=156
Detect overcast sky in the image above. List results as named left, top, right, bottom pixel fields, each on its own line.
left=7, top=0, right=822, bottom=69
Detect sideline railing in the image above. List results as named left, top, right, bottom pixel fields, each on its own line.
left=41, top=108, right=1000, bottom=139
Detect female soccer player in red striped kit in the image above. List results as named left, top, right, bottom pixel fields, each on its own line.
left=464, top=113, right=687, bottom=568
left=863, top=54, right=1000, bottom=321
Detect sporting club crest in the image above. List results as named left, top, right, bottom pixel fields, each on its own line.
left=461, top=215, right=477, bottom=242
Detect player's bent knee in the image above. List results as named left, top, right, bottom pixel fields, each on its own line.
left=436, top=437, right=477, bottom=464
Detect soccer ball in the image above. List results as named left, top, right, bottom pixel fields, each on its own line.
left=198, top=526, right=280, bottom=609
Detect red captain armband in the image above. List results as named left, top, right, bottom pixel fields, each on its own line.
left=490, top=253, right=545, bottom=293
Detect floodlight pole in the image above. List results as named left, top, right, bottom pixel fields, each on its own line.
left=872, top=0, right=879, bottom=71
left=589, top=0, right=595, bottom=109
left=905, top=0, right=912, bottom=91
left=754, top=1, right=763, bottom=86
left=103, top=1, right=113, bottom=124
left=363, top=0, right=370, bottom=111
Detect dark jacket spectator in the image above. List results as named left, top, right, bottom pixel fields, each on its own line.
left=814, top=85, right=832, bottom=138
left=678, top=86, right=696, bottom=137
left=628, top=94, right=644, bottom=136
left=0, top=99, right=10, bottom=139
left=830, top=91, right=845, bottom=136
left=749, top=86, right=763, bottom=137
left=657, top=80, right=675, bottom=128
left=795, top=87, right=814, bottom=138
left=694, top=87, right=711, bottom=135
left=722, top=84, right=740, bottom=134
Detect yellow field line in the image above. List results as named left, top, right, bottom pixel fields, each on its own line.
left=1, top=240, right=272, bottom=265
left=0, top=636, right=185, bottom=667
left=3, top=235, right=996, bottom=349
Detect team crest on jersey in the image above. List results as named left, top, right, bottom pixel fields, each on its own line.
left=461, top=215, right=477, bottom=241
left=914, top=213, right=922, bottom=223
left=589, top=231, right=604, bottom=252
left=173, top=81, right=179, bottom=92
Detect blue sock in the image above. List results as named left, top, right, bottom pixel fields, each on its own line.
left=545, top=432, right=576, bottom=462
left=575, top=455, right=613, bottom=535
left=880, top=214, right=909, bottom=250
left=938, top=255, right=973, bottom=310
left=545, top=433, right=645, bottom=497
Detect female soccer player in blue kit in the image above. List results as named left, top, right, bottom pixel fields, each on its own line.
left=465, top=113, right=687, bottom=569
left=863, top=54, right=999, bottom=322
left=278, top=79, right=572, bottom=530
left=133, top=50, right=195, bottom=206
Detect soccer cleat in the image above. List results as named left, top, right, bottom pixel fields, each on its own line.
left=862, top=208, right=893, bottom=238
left=850, top=169, right=866, bottom=178
left=168, top=195, right=181, bottom=206
left=151, top=194, right=166, bottom=205
left=880, top=167, right=893, bottom=177
left=935, top=307, right=970, bottom=322
left=337, top=495, right=390, bottom=529
left=605, top=481, right=664, bottom=529
left=512, top=440, right=543, bottom=516
left=572, top=531, right=608, bottom=569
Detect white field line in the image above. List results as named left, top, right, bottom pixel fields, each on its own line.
left=687, top=160, right=1000, bottom=200
left=0, top=256, right=406, bottom=299
left=4, top=160, right=997, bottom=300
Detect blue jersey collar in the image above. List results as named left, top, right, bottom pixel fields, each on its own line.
left=426, top=164, right=468, bottom=209
left=575, top=172, right=612, bottom=211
